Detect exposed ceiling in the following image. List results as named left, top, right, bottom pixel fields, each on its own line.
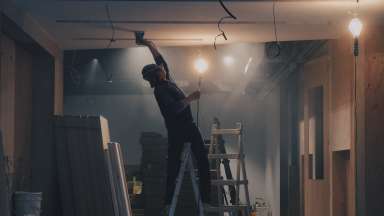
left=13, top=0, right=384, bottom=49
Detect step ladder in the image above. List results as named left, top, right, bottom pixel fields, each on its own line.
left=169, top=143, right=204, bottom=216
left=207, top=122, right=251, bottom=216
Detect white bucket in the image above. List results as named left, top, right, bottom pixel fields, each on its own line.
left=13, top=192, right=42, bottom=216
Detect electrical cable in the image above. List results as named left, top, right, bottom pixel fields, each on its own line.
left=214, top=0, right=237, bottom=49
left=272, top=0, right=281, bottom=57
left=105, top=4, right=116, bottom=48
left=219, top=0, right=237, bottom=20
left=353, top=0, right=359, bottom=210
left=214, top=16, right=231, bottom=49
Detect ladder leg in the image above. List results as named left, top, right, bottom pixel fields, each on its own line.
left=188, top=156, right=204, bottom=216
left=236, top=135, right=241, bottom=207
left=213, top=134, right=224, bottom=216
left=169, top=146, right=191, bottom=216
left=208, top=122, right=252, bottom=216
left=239, top=125, right=251, bottom=216
left=241, top=158, right=251, bottom=216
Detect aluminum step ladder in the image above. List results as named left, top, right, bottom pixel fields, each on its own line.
left=169, top=143, right=204, bottom=216
left=207, top=122, right=251, bottom=216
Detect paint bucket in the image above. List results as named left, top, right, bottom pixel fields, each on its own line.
left=13, top=192, right=42, bottom=216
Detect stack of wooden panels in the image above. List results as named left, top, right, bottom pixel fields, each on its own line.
left=54, top=116, right=132, bottom=216
left=0, top=130, right=10, bottom=216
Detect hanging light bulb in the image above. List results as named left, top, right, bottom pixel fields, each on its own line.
left=349, top=18, right=363, bottom=38
left=349, top=17, right=363, bottom=57
left=194, top=57, right=208, bottom=74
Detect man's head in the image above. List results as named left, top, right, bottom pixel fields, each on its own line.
left=142, top=64, right=166, bottom=88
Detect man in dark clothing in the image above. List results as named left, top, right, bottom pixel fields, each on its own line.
left=139, top=39, right=211, bottom=212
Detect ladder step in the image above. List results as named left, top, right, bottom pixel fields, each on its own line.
left=195, top=169, right=218, bottom=173
left=212, top=129, right=241, bottom=135
left=205, top=205, right=250, bottom=212
left=208, top=154, right=242, bottom=159
left=211, top=180, right=248, bottom=185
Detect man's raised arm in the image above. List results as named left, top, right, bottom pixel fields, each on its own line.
left=139, top=39, right=171, bottom=80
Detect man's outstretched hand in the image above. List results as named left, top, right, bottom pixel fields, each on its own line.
left=186, top=91, right=201, bottom=103
left=136, top=39, right=149, bottom=46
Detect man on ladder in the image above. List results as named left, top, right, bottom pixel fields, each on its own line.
left=137, top=34, right=211, bottom=215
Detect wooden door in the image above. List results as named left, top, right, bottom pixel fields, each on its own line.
left=302, top=56, right=331, bottom=216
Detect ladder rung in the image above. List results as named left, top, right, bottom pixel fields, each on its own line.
left=208, top=154, right=242, bottom=159
left=211, top=180, right=248, bottom=185
left=194, top=169, right=219, bottom=175
left=212, top=129, right=241, bottom=135
left=205, top=205, right=250, bottom=212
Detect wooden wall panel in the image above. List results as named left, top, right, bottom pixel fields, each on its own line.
left=365, top=53, right=384, bottom=216
left=302, top=56, right=331, bottom=216
left=328, top=34, right=356, bottom=216
left=329, top=38, right=353, bottom=151
left=0, top=35, right=16, bottom=176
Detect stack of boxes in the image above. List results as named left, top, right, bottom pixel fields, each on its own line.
left=140, top=132, right=217, bottom=216
left=140, top=132, right=168, bottom=215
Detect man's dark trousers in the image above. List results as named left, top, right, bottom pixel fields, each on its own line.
left=165, top=122, right=211, bottom=205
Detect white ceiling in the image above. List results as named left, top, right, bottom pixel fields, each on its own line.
left=14, top=0, right=384, bottom=50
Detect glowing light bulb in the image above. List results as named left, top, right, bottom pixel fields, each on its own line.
left=349, top=18, right=363, bottom=38
left=194, top=57, right=208, bottom=74
left=223, top=56, right=235, bottom=66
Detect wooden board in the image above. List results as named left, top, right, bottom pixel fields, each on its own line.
left=54, top=116, right=116, bottom=216
left=108, top=142, right=133, bottom=216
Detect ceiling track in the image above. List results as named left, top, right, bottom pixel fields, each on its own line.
left=57, top=20, right=285, bottom=25
left=72, top=37, right=203, bottom=41
left=58, top=0, right=338, bottom=2
left=59, top=0, right=276, bottom=2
